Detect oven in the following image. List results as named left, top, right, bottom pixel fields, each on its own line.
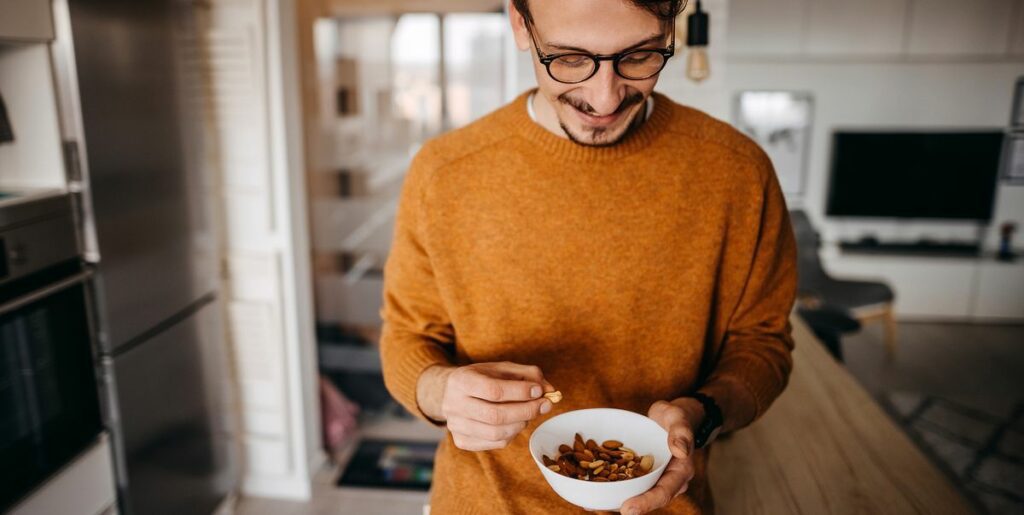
left=0, top=192, right=105, bottom=513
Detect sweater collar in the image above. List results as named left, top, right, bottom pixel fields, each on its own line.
left=504, top=88, right=676, bottom=163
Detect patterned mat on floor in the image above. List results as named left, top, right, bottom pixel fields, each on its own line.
left=879, top=392, right=1024, bottom=515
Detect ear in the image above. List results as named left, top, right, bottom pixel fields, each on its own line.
left=508, top=0, right=531, bottom=52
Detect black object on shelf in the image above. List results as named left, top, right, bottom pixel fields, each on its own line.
left=0, top=91, right=14, bottom=143
left=998, top=222, right=1018, bottom=261
left=337, top=439, right=437, bottom=491
left=839, top=239, right=982, bottom=257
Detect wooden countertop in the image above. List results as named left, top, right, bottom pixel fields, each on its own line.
left=709, top=317, right=976, bottom=515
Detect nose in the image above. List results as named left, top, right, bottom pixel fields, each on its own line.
left=584, top=61, right=624, bottom=116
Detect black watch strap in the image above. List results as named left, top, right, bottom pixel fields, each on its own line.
left=692, top=392, right=723, bottom=449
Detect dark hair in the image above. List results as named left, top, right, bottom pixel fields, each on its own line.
left=511, top=0, right=686, bottom=23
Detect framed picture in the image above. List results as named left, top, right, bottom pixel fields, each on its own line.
left=1004, top=132, right=1024, bottom=184
left=733, top=91, right=814, bottom=196
left=1012, top=76, right=1024, bottom=128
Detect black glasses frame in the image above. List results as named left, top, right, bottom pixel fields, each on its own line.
left=525, top=19, right=676, bottom=84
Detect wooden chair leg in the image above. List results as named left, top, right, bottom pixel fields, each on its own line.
left=882, top=305, right=898, bottom=360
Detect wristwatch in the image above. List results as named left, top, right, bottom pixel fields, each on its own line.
left=692, top=392, right=723, bottom=449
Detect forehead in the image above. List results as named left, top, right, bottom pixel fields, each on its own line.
left=528, top=0, right=665, bottom=53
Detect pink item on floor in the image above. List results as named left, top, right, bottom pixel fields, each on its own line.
left=320, top=375, right=360, bottom=452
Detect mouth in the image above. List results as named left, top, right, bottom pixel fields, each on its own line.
left=573, top=107, right=623, bottom=127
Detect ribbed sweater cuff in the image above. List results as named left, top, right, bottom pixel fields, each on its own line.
left=699, top=356, right=787, bottom=431
left=380, top=331, right=453, bottom=427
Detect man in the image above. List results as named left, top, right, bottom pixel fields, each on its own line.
left=379, top=0, right=797, bottom=513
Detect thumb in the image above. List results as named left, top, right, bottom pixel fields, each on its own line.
left=668, top=428, right=693, bottom=460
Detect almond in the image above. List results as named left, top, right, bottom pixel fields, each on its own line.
left=640, top=454, right=654, bottom=472
left=547, top=434, right=653, bottom=483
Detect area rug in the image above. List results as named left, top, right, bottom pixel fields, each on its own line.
left=879, top=392, right=1023, bottom=515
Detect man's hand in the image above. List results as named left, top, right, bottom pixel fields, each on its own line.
left=417, top=361, right=555, bottom=451
left=619, top=399, right=704, bottom=515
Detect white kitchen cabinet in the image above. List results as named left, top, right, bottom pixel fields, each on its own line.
left=0, top=0, right=53, bottom=41
left=0, top=43, right=65, bottom=189
left=823, top=247, right=1024, bottom=322
left=1012, top=1, right=1024, bottom=55
left=972, top=258, right=1024, bottom=320
left=907, top=0, right=1015, bottom=57
left=824, top=252, right=977, bottom=319
left=727, top=0, right=806, bottom=56
left=803, top=0, right=908, bottom=57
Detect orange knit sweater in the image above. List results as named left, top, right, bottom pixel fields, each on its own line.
left=379, top=90, right=797, bottom=514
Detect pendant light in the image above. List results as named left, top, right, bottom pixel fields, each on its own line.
left=686, top=0, right=709, bottom=82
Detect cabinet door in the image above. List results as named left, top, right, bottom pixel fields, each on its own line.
left=804, top=0, right=907, bottom=56
left=907, top=0, right=1014, bottom=56
left=728, top=0, right=806, bottom=56
left=0, top=0, right=53, bottom=41
left=973, top=262, right=1024, bottom=320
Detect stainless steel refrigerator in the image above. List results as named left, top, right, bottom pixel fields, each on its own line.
left=54, top=0, right=237, bottom=513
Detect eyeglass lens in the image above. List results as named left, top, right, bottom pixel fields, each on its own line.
left=548, top=51, right=666, bottom=83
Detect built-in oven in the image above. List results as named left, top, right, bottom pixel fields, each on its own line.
left=0, top=191, right=105, bottom=513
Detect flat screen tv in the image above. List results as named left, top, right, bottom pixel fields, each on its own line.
left=825, top=130, right=1004, bottom=221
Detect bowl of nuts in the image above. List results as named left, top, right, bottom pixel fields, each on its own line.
left=528, top=408, right=672, bottom=511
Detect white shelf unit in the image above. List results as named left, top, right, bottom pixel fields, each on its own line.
left=822, top=246, right=1024, bottom=322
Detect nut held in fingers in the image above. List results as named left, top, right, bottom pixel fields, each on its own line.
left=544, top=390, right=563, bottom=403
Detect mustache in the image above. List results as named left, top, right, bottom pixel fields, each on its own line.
left=557, top=91, right=645, bottom=117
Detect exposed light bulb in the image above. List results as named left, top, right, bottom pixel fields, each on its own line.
left=686, top=47, right=709, bottom=82
left=685, top=0, right=710, bottom=83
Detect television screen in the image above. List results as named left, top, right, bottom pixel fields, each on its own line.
left=825, top=131, right=1004, bottom=220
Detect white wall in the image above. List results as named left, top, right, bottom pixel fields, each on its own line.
left=725, top=61, right=1024, bottom=248
left=0, top=43, right=66, bottom=189
left=724, top=0, right=1024, bottom=249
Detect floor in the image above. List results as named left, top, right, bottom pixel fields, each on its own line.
left=233, top=321, right=1024, bottom=515
left=841, top=321, right=1024, bottom=515
left=233, top=407, right=441, bottom=515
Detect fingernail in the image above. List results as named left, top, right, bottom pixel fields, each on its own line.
left=540, top=400, right=552, bottom=414
left=530, top=385, right=542, bottom=398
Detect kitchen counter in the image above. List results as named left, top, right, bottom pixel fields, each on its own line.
left=308, top=316, right=974, bottom=515
left=709, top=317, right=976, bottom=514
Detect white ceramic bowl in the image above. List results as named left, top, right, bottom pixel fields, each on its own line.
left=528, top=408, right=672, bottom=511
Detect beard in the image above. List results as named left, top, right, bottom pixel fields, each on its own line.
left=556, top=91, right=647, bottom=147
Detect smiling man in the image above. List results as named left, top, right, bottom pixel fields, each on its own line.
left=378, top=1, right=798, bottom=514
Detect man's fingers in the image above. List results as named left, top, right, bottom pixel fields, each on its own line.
left=620, top=458, right=694, bottom=515
left=485, top=361, right=547, bottom=383
left=622, top=481, right=675, bottom=515
left=455, top=368, right=543, bottom=402
left=451, top=433, right=509, bottom=452
left=459, top=395, right=549, bottom=425
left=448, top=417, right=527, bottom=442
left=669, top=426, right=695, bottom=460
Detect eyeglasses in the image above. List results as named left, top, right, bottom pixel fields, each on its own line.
left=525, top=18, right=675, bottom=84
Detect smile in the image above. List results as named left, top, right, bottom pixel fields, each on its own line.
left=573, top=106, right=623, bottom=127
